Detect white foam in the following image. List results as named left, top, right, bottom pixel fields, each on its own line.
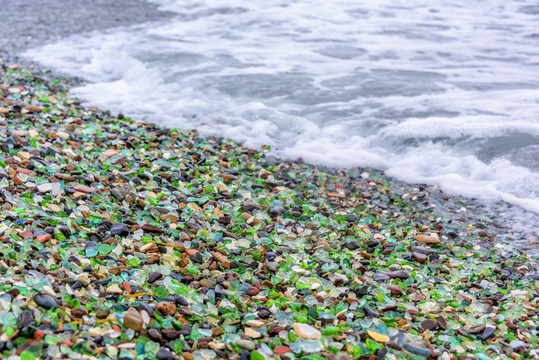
left=24, top=0, right=539, bottom=218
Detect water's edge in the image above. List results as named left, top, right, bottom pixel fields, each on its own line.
left=3, top=0, right=536, bottom=252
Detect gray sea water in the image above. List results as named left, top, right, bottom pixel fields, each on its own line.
left=25, top=0, right=539, bottom=219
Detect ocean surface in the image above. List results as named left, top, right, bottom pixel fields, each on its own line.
left=25, top=0, right=539, bottom=218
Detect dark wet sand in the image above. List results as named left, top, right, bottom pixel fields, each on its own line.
left=0, top=0, right=174, bottom=56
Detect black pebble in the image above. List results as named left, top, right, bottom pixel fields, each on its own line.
left=18, top=310, right=34, bottom=328
left=137, top=303, right=153, bottom=316
left=156, top=348, right=174, bottom=360
left=258, top=309, right=271, bottom=319
left=356, top=285, right=369, bottom=296
left=34, top=294, right=58, bottom=309
left=421, top=319, right=438, bottom=330
left=174, top=295, right=188, bottom=306
left=148, top=328, right=162, bottom=343
left=191, top=252, right=203, bottom=264
left=110, top=223, right=129, bottom=237
left=148, top=272, right=163, bottom=284
left=67, top=256, right=81, bottom=266
left=362, top=306, right=380, bottom=318
left=481, top=327, right=495, bottom=341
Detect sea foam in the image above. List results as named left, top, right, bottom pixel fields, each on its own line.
left=25, top=0, right=539, bottom=217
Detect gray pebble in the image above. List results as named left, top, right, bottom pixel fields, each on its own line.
left=267, top=262, right=279, bottom=272
left=403, top=342, right=432, bottom=357
left=34, top=294, right=58, bottom=309
left=236, top=339, right=255, bottom=350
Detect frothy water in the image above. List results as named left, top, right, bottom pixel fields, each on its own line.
left=25, top=0, right=539, bottom=217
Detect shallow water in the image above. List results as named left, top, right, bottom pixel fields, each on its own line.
left=25, top=0, right=539, bottom=217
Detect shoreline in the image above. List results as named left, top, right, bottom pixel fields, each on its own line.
left=1, top=0, right=537, bottom=254
left=0, top=58, right=538, bottom=359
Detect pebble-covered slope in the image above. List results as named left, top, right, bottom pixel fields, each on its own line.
left=0, top=62, right=538, bottom=360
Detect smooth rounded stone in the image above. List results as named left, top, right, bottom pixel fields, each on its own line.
left=148, top=272, right=163, bottom=284
left=510, top=340, right=527, bottom=350
left=200, top=279, right=216, bottom=288
left=109, top=266, right=128, bottom=275
left=243, top=199, right=261, bottom=212
left=67, top=255, right=81, bottom=266
left=388, top=285, right=405, bottom=296
left=18, top=310, right=34, bottom=328
left=362, top=306, right=380, bottom=318
left=142, top=224, right=163, bottom=233
left=293, top=323, right=321, bottom=340
left=402, top=252, right=413, bottom=261
left=162, top=329, right=182, bottom=340
left=481, top=326, right=496, bottom=341
left=382, top=270, right=410, bottom=279
left=270, top=206, right=284, bottom=215
left=240, top=350, right=250, bottom=360
left=71, top=308, right=88, bottom=318
left=412, top=252, right=428, bottom=263
left=421, top=319, right=438, bottom=330
left=276, top=246, right=294, bottom=254
left=148, top=206, right=170, bottom=214
left=106, top=284, right=123, bottom=294
left=432, top=277, right=445, bottom=284
left=230, top=248, right=242, bottom=256
left=178, top=324, right=191, bottom=337
left=96, top=308, right=110, bottom=319
left=161, top=213, right=179, bottom=223
left=191, top=252, right=203, bottom=264
left=267, top=262, right=279, bottom=272
left=416, top=234, right=441, bottom=244
left=110, top=190, right=125, bottom=201
left=245, top=327, right=261, bottom=338
left=148, top=329, right=163, bottom=343
left=72, top=184, right=97, bottom=194
left=244, top=288, right=260, bottom=296
left=258, top=309, right=271, bottom=319
left=37, top=183, right=53, bottom=192
left=373, top=273, right=389, bottom=282
left=77, top=274, right=90, bottom=287
left=246, top=320, right=265, bottom=328
left=356, top=285, right=369, bottom=296
left=403, top=342, right=432, bottom=357
left=156, top=348, right=175, bottom=360
left=174, top=295, right=188, bottom=307
left=212, top=327, right=225, bottom=337
left=34, top=294, right=58, bottom=309
left=468, top=324, right=486, bottom=334
left=110, top=223, right=129, bottom=237
left=156, top=301, right=176, bottom=316
left=437, top=316, right=447, bottom=330
left=123, top=307, right=143, bottom=332
left=345, top=241, right=361, bottom=250
left=236, top=339, right=255, bottom=350
left=411, top=246, right=436, bottom=255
